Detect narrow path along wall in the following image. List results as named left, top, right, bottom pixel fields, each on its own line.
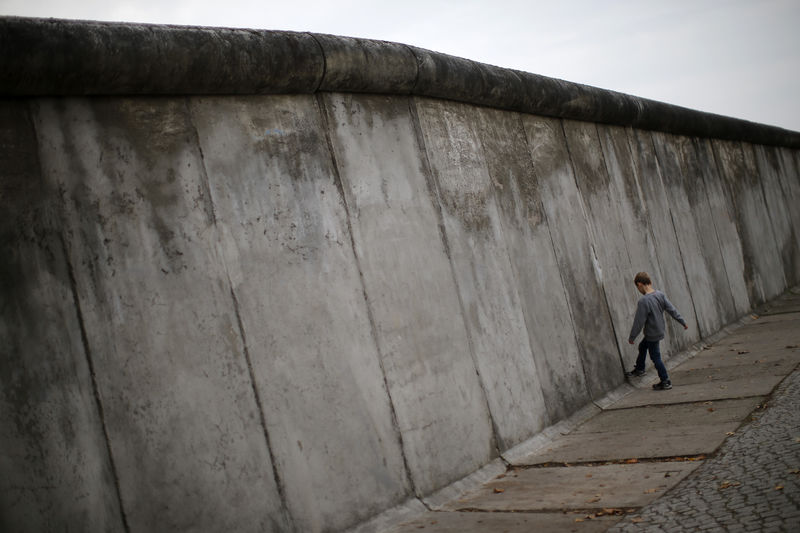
left=2, top=17, right=800, bottom=533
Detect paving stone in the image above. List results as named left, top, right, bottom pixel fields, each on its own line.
left=382, top=510, right=621, bottom=532
left=608, top=367, right=800, bottom=532
left=440, top=462, right=698, bottom=512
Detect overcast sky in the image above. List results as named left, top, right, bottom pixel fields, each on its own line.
left=3, top=0, right=799, bottom=131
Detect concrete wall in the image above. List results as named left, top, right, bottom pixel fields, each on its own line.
left=2, top=17, right=800, bottom=533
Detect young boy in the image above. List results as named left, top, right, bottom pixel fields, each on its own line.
left=626, top=272, right=688, bottom=390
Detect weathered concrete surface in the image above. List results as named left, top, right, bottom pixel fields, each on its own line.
left=678, top=136, right=740, bottom=325
left=692, top=138, right=752, bottom=318
left=513, top=398, right=762, bottom=464
left=320, top=93, right=495, bottom=495
left=653, top=132, right=725, bottom=338
left=414, top=98, right=549, bottom=449
left=752, top=144, right=800, bottom=288
left=755, top=285, right=800, bottom=315
left=626, top=128, right=698, bottom=356
left=564, top=120, right=637, bottom=358
left=0, top=102, right=125, bottom=532
left=523, top=115, right=623, bottom=399
left=475, top=106, right=590, bottom=422
left=7, top=17, right=800, bottom=147
left=442, top=462, right=698, bottom=511
left=31, top=98, right=289, bottom=532
left=713, top=139, right=787, bottom=304
left=3, top=20, right=800, bottom=533
left=189, top=95, right=411, bottom=532
left=390, top=298, right=798, bottom=533
left=385, top=511, right=619, bottom=533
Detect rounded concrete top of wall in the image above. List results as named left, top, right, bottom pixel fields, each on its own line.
left=2, top=16, right=799, bottom=148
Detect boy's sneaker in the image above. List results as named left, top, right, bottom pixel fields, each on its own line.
left=625, top=368, right=646, bottom=377
left=653, top=381, right=672, bottom=390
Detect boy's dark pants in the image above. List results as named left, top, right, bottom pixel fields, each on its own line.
left=635, top=339, right=670, bottom=383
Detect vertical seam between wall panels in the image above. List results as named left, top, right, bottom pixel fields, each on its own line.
left=735, top=141, right=773, bottom=302
left=500, top=112, right=577, bottom=424
left=184, top=98, right=294, bottom=529
left=623, top=127, right=662, bottom=279
left=696, top=138, right=739, bottom=322
left=313, top=93, right=422, bottom=502
left=472, top=106, right=545, bottom=448
left=598, top=126, right=636, bottom=271
left=751, top=143, right=791, bottom=292
left=406, top=96, right=505, bottom=459
left=307, top=33, right=327, bottom=93
left=29, top=92, right=133, bottom=532
left=773, top=147, right=800, bottom=285
left=490, top=111, right=552, bottom=427
left=60, top=233, right=131, bottom=533
left=738, top=141, right=768, bottom=302
left=624, top=128, right=677, bottom=350
left=521, top=118, right=592, bottom=401
left=399, top=44, right=422, bottom=95
left=711, top=139, right=754, bottom=310
left=559, top=119, right=623, bottom=390
left=591, top=123, right=628, bottom=369
left=649, top=133, right=702, bottom=338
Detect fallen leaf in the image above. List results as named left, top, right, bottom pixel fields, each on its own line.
left=719, top=480, right=741, bottom=490
left=786, top=345, right=798, bottom=349
left=626, top=458, right=639, bottom=464
left=790, top=469, right=800, bottom=475
left=631, top=517, right=644, bottom=523
left=586, top=474, right=593, bottom=478
left=643, top=488, right=658, bottom=494
left=493, top=488, right=505, bottom=494
left=586, top=496, right=601, bottom=503
left=775, top=485, right=784, bottom=491
left=708, top=408, right=715, bottom=412
left=738, top=350, right=750, bottom=354
left=727, top=432, right=735, bottom=436
left=574, top=518, right=584, bottom=523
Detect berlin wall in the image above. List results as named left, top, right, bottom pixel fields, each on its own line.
left=2, top=17, right=799, bottom=533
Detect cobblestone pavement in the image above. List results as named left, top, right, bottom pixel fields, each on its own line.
left=609, top=368, right=800, bottom=532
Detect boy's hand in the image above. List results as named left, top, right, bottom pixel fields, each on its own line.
left=628, top=340, right=634, bottom=344
left=683, top=324, right=688, bottom=330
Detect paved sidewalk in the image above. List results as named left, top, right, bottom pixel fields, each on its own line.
left=379, top=288, right=800, bottom=533
left=609, top=368, right=800, bottom=532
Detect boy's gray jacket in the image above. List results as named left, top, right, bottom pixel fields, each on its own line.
left=629, top=290, right=687, bottom=342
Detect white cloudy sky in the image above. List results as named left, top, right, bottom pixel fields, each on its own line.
left=3, top=0, right=799, bottom=131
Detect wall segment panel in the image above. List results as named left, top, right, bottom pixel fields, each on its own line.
left=320, top=93, right=495, bottom=495
left=31, top=97, right=288, bottom=532
left=413, top=98, right=548, bottom=449
left=189, top=95, right=411, bottom=533
left=476, top=106, right=591, bottom=422
left=522, top=115, right=623, bottom=399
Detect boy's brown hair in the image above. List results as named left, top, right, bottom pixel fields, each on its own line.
left=634, top=272, right=652, bottom=285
